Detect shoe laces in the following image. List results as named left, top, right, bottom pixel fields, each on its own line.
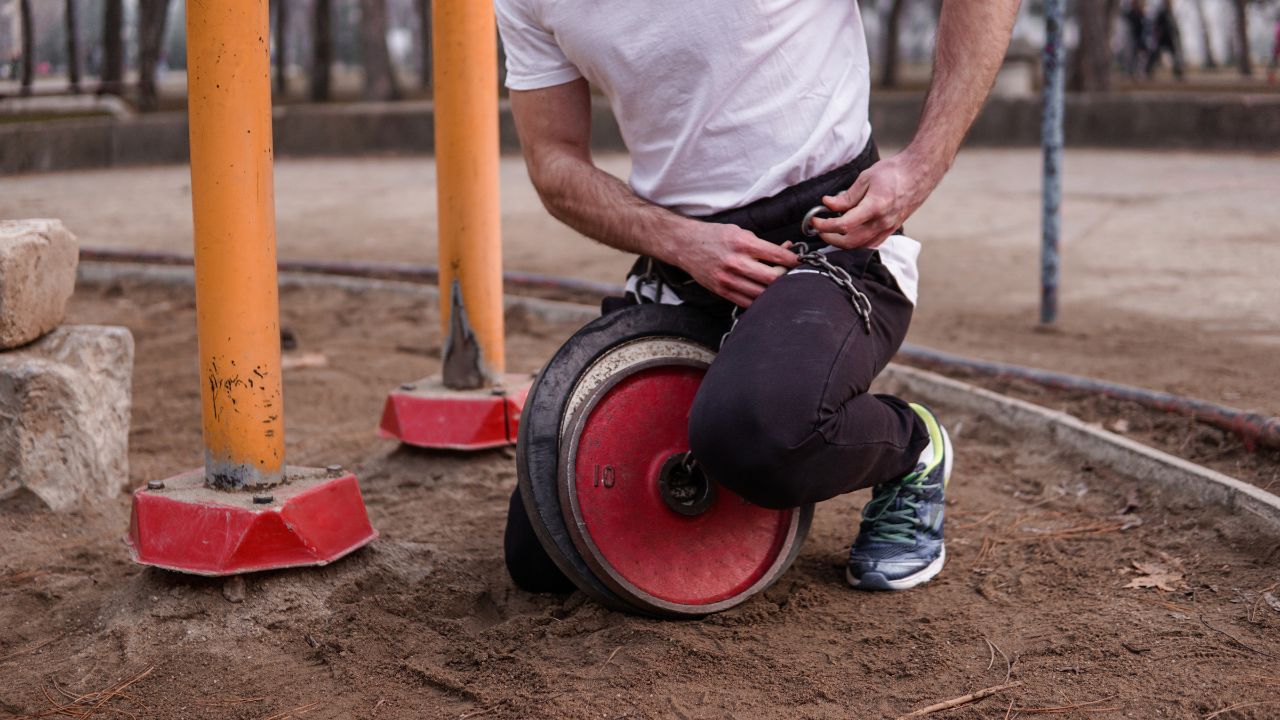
left=860, top=464, right=940, bottom=545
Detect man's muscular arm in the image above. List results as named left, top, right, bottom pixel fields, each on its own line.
left=510, top=79, right=796, bottom=308
left=811, top=0, right=1021, bottom=248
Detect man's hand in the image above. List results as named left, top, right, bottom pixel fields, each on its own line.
left=812, top=0, right=1019, bottom=249
left=511, top=80, right=797, bottom=308
left=672, top=222, right=798, bottom=308
left=808, top=149, right=945, bottom=250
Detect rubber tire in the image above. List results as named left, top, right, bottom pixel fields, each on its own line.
left=516, top=304, right=731, bottom=614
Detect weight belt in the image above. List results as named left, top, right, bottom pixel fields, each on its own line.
left=618, top=138, right=885, bottom=316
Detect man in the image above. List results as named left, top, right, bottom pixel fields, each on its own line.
left=1125, top=0, right=1153, bottom=79
left=1148, top=1, right=1185, bottom=80
left=498, top=0, right=1019, bottom=594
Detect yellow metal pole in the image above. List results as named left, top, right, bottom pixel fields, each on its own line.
left=186, top=0, right=285, bottom=489
left=433, top=0, right=505, bottom=389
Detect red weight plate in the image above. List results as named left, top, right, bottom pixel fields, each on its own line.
left=566, top=364, right=796, bottom=610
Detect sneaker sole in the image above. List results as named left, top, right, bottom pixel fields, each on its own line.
left=845, top=545, right=947, bottom=591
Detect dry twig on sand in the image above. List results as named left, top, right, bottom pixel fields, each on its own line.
left=0, top=638, right=57, bottom=664
left=17, top=665, right=154, bottom=720
left=1009, top=695, right=1121, bottom=714
left=894, top=681, right=1022, bottom=719
left=1203, top=700, right=1280, bottom=719
left=1197, top=614, right=1276, bottom=658
left=194, top=695, right=268, bottom=706
left=983, top=638, right=1012, bottom=684
left=263, top=700, right=321, bottom=720
left=1134, top=595, right=1190, bottom=614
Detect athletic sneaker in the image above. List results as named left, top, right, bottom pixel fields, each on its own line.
left=846, top=403, right=953, bottom=591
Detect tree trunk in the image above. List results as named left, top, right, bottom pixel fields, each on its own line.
left=1193, top=0, right=1218, bottom=68
left=137, top=0, right=170, bottom=111
left=880, top=0, right=907, bottom=88
left=1232, top=0, right=1252, bottom=76
left=273, top=0, right=288, bottom=96
left=18, top=0, right=33, bottom=96
left=1070, top=0, right=1112, bottom=91
left=65, top=0, right=82, bottom=93
left=360, top=0, right=400, bottom=100
left=98, top=0, right=125, bottom=97
left=415, top=0, right=432, bottom=91
left=311, top=0, right=333, bottom=101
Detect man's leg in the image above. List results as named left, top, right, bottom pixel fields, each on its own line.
left=688, top=246, right=953, bottom=591
left=503, top=489, right=575, bottom=593
left=687, top=248, right=927, bottom=508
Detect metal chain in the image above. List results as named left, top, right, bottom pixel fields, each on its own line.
left=719, top=306, right=742, bottom=349
left=791, top=241, right=874, bottom=334
left=719, top=239, right=874, bottom=349
left=629, top=257, right=666, bottom=305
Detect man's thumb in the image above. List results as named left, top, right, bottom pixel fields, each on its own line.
left=822, top=190, right=853, bottom=212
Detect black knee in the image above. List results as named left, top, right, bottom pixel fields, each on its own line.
left=687, top=383, right=812, bottom=510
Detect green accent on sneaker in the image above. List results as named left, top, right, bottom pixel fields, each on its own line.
left=908, top=402, right=947, bottom=488
left=859, top=405, right=947, bottom=545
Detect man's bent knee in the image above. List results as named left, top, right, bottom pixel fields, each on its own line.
left=687, top=388, right=812, bottom=510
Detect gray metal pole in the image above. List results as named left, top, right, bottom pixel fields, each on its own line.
left=1041, top=0, right=1064, bottom=325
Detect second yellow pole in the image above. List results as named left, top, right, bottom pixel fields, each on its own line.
left=432, top=0, right=505, bottom=389
left=187, top=0, right=285, bottom=488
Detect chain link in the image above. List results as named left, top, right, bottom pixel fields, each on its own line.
left=719, top=240, right=874, bottom=349
left=791, top=241, right=874, bottom=334
left=636, top=207, right=876, bottom=348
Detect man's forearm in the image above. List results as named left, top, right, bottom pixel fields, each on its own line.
left=809, top=0, right=1019, bottom=247
left=907, top=0, right=1020, bottom=174
left=528, top=147, right=691, bottom=265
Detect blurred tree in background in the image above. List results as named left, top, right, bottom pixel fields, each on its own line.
left=64, top=0, right=81, bottom=93
left=1193, top=0, right=1220, bottom=67
left=17, top=0, right=31, bottom=95
left=880, top=0, right=907, bottom=88
left=96, top=0, right=124, bottom=97
left=415, top=0, right=431, bottom=91
left=272, top=0, right=288, bottom=95
left=311, top=0, right=333, bottom=101
left=1072, top=0, right=1119, bottom=91
left=360, top=0, right=399, bottom=100
left=1232, top=0, right=1253, bottom=75
left=136, top=0, right=167, bottom=110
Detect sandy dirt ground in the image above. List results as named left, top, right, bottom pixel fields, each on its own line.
left=2, top=148, right=1277, bottom=415
left=2, top=280, right=1279, bottom=719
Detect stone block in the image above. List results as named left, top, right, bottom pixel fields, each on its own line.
left=0, top=325, right=134, bottom=512
left=0, top=219, right=79, bottom=349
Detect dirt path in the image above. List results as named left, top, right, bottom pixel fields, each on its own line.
left=2, top=280, right=1278, bottom=719
left=2, top=148, right=1278, bottom=413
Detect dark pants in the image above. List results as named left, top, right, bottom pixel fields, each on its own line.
left=505, top=143, right=929, bottom=593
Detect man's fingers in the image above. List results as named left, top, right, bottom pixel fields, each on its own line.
left=810, top=200, right=880, bottom=238
left=822, top=174, right=870, bottom=212
left=724, top=290, right=755, bottom=308
left=823, top=215, right=897, bottom=249
left=741, top=236, right=799, bottom=268
left=733, top=257, right=788, bottom=286
left=722, top=272, right=768, bottom=300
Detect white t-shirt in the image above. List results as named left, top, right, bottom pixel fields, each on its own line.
left=495, top=0, right=921, bottom=304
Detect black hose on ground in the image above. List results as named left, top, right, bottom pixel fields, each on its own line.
left=79, top=246, right=1280, bottom=452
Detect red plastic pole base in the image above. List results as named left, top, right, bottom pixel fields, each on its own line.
left=378, top=374, right=531, bottom=450
left=126, top=466, right=378, bottom=576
